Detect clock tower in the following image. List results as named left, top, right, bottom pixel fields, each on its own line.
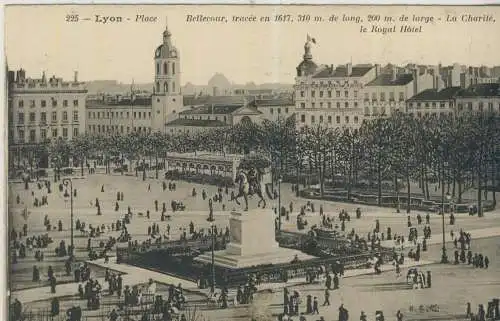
left=151, top=20, right=183, bottom=132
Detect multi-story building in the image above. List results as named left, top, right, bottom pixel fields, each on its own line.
left=85, top=94, right=153, bottom=135
left=406, top=87, right=462, bottom=118
left=253, top=97, right=295, bottom=121
left=406, top=83, right=500, bottom=118
left=440, top=64, right=498, bottom=89
left=8, top=68, right=87, bottom=145
left=151, top=22, right=183, bottom=132
left=166, top=96, right=263, bottom=134
left=455, top=83, right=500, bottom=115
left=294, top=37, right=376, bottom=130
left=460, top=66, right=498, bottom=88
left=364, top=66, right=435, bottom=119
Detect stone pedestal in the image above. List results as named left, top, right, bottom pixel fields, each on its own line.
left=195, top=209, right=314, bottom=268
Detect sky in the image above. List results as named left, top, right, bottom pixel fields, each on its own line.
left=4, top=5, right=500, bottom=85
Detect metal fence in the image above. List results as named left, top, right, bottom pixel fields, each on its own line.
left=18, top=304, right=207, bottom=321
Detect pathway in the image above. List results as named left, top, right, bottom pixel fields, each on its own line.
left=11, top=258, right=198, bottom=304
left=380, top=225, right=500, bottom=249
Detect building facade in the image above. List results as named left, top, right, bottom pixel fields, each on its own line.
left=406, top=87, right=462, bottom=118
left=253, top=97, right=295, bottom=121
left=294, top=37, right=376, bottom=130
left=151, top=22, right=183, bottom=132
left=455, top=83, right=500, bottom=115
left=406, top=83, right=500, bottom=118
left=8, top=69, right=87, bottom=145
left=363, top=66, right=435, bottom=119
left=166, top=96, right=263, bottom=133
left=85, top=94, right=153, bottom=135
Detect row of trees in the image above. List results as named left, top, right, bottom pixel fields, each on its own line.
left=10, top=112, right=500, bottom=212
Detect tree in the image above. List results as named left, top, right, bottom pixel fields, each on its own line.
left=49, top=138, right=71, bottom=182
left=71, top=134, right=92, bottom=177
left=361, top=118, right=393, bottom=205
left=302, top=124, right=332, bottom=197
left=260, top=116, right=296, bottom=184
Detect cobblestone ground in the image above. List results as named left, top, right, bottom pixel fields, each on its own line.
left=9, top=172, right=500, bottom=320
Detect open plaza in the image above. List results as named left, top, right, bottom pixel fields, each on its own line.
left=8, top=166, right=500, bottom=321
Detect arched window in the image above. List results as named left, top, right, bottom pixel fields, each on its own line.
left=172, top=63, right=176, bottom=75
left=156, top=82, right=160, bottom=93
left=163, top=62, right=168, bottom=74
left=156, top=63, right=160, bottom=74
left=164, top=82, right=168, bottom=93
left=172, top=82, right=175, bottom=93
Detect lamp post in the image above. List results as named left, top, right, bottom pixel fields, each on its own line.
left=62, top=178, right=74, bottom=257
left=440, top=164, right=450, bottom=263
left=278, top=176, right=282, bottom=231
left=210, top=222, right=215, bottom=293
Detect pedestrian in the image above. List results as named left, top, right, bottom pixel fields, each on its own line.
left=50, top=276, right=57, bottom=293
left=396, top=310, right=403, bottom=321
left=484, top=256, right=489, bottom=269
left=312, top=296, right=319, bottom=314
left=51, top=297, right=60, bottom=316
left=322, top=289, right=330, bottom=306
left=306, top=295, right=312, bottom=314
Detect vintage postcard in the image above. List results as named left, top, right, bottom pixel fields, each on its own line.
left=4, top=4, right=500, bottom=321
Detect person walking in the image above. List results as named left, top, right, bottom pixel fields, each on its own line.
left=322, top=288, right=330, bottom=306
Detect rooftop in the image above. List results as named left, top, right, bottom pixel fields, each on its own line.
left=254, top=98, right=294, bottom=107
left=165, top=118, right=228, bottom=127
left=456, top=83, right=500, bottom=98
left=407, top=87, right=462, bottom=101
left=183, top=95, right=247, bottom=107
left=366, top=73, right=414, bottom=86
left=86, top=96, right=152, bottom=108
left=312, top=65, right=373, bottom=78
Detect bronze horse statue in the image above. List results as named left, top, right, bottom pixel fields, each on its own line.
left=234, top=168, right=266, bottom=211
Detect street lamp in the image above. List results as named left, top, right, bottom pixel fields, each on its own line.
left=440, top=187, right=450, bottom=264
left=210, top=222, right=216, bottom=293
left=278, top=176, right=282, bottom=231
left=62, top=178, right=74, bottom=257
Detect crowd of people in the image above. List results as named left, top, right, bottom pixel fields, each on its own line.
left=8, top=169, right=498, bottom=321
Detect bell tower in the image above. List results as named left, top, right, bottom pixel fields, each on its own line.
left=151, top=18, right=183, bottom=133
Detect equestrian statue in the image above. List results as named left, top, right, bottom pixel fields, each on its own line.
left=234, top=167, right=266, bottom=211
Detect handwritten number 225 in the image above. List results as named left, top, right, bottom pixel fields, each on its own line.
left=66, top=15, right=79, bottom=22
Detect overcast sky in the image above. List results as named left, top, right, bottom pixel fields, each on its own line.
left=5, top=5, right=500, bottom=85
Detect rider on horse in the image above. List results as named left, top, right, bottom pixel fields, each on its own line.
left=234, top=167, right=266, bottom=211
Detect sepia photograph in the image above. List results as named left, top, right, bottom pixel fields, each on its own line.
left=4, top=4, right=500, bottom=321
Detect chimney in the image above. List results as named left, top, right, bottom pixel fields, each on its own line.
left=392, top=67, right=397, bottom=81
left=42, top=71, right=46, bottom=83
left=347, top=63, right=353, bottom=76
left=412, top=68, right=418, bottom=96
left=74, top=71, right=78, bottom=83
left=8, top=71, right=15, bottom=83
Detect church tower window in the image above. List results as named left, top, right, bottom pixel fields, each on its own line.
left=163, top=62, right=168, bottom=75
left=156, top=82, right=160, bottom=93
left=172, top=63, right=176, bottom=75
left=172, top=82, right=175, bottom=93
left=156, top=63, right=160, bottom=75
left=164, top=82, right=168, bottom=93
